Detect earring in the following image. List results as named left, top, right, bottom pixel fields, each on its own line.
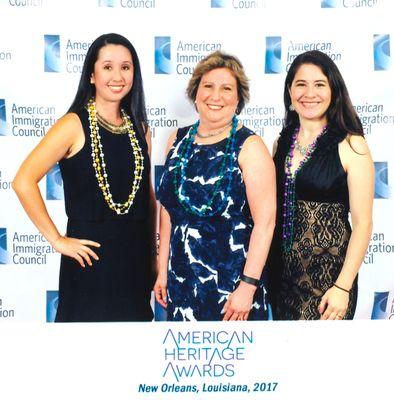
left=289, top=104, right=295, bottom=111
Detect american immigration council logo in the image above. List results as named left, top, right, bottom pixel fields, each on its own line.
left=374, top=162, right=390, bottom=199
left=155, top=299, right=167, bottom=321
left=46, top=290, right=59, bottom=322
left=374, top=34, right=391, bottom=71
left=371, top=291, right=389, bottom=319
left=98, top=0, right=115, bottom=6
left=155, top=36, right=172, bottom=74
left=0, top=227, right=10, bottom=265
left=211, top=0, right=266, bottom=7
left=321, top=0, right=341, bottom=7
left=322, top=0, right=379, bottom=7
left=44, top=34, right=61, bottom=73
left=0, top=98, right=7, bottom=136
left=265, top=36, right=283, bottom=74
left=46, top=164, right=64, bottom=200
left=211, top=0, right=227, bottom=6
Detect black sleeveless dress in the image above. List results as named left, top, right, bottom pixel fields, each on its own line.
left=55, top=108, right=153, bottom=322
left=266, top=126, right=357, bottom=320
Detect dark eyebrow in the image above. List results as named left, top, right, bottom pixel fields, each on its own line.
left=201, top=80, right=235, bottom=85
left=294, top=79, right=327, bottom=83
left=101, top=60, right=132, bottom=64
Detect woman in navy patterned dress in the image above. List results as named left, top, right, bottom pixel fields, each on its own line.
left=154, top=51, right=276, bottom=321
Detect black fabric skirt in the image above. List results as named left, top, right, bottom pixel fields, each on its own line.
left=55, top=218, right=153, bottom=322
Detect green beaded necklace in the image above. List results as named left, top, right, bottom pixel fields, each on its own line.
left=173, top=116, right=238, bottom=217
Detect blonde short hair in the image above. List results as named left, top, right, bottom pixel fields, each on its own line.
left=186, top=51, right=250, bottom=114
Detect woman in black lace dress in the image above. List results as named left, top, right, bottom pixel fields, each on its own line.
left=267, top=50, right=374, bottom=320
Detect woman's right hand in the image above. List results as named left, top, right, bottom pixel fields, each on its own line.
left=153, top=273, right=168, bottom=308
left=53, top=236, right=100, bottom=268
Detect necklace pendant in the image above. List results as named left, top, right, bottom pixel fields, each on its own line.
left=196, top=120, right=232, bottom=139
left=294, top=140, right=309, bottom=156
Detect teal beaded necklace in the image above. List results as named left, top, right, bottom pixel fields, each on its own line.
left=173, top=116, right=238, bottom=217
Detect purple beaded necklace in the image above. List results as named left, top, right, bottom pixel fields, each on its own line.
left=282, top=125, right=328, bottom=252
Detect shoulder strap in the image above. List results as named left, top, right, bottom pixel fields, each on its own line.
left=234, top=126, right=256, bottom=157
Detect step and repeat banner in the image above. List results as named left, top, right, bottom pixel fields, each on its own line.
left=0, top=1, right=393, bottom=398
left=1, top=0, right=393, bottom=323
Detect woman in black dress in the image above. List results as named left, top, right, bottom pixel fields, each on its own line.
left=13, top=33, right=155, bottom=322
left=267, top=50, right=374, bottom=320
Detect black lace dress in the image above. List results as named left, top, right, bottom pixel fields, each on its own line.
left=266, top=126, right=357, bottom=320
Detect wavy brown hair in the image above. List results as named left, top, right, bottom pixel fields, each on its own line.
left=186, top=50, right=249, bottom=115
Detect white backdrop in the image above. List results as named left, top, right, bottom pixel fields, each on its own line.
left=1, top=2, right=393, bottom=400
left=0, top=0, right=393, bottom=323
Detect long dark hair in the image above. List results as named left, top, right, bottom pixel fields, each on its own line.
left=68, top=33, right=148, bottom=139
left=283, top=50, right=363, bottom=137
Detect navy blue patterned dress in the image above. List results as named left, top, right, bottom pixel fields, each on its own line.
left=158, top=125, right=268, bottom=321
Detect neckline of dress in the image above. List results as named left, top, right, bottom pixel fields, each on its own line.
left=192, top=125, right=244, bottom=147
left=194, top=136, right=228, bottom=147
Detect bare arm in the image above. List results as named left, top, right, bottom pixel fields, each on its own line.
left=320, top=136, right=374, bottom=319
left=223, top=135, right=276, bottom=321
left=12, top=113, right=100, bottom=268
left=153, top=129, right=178, bottom=308
left=272, top=136, right=279, bottom=157
left=154, top=206, right=172, bottom=308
